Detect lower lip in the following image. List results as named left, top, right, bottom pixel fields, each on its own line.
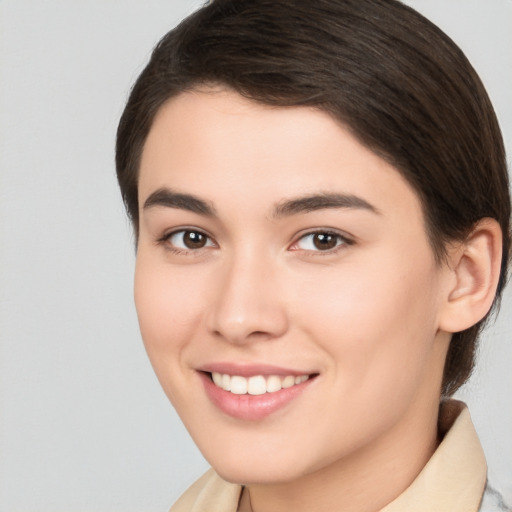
left=199, top=372, right=314, bottom=421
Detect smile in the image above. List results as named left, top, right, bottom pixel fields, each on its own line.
left=200, top=368, right=317, bottom=421
left=211, top=372, right=310, bottom=395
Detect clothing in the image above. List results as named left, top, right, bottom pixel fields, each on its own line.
left=169, top=401, right=494, bottom=512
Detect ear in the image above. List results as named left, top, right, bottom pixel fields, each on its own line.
left=438, top=218, right=503, bottom=333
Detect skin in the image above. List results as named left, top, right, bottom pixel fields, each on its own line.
left=134, top=88, right=491, bottom=512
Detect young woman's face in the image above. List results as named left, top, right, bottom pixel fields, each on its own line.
left=135, top=89, right=452, bottom=484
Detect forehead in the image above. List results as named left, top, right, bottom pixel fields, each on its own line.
left=138, top=89, right=424, bottom=226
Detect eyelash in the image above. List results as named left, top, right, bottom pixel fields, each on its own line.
left=289, top=230, right=354, bottom=255
left=156, top=228, right=216, bottom=255
left=156, top=228, right=354, bottom=255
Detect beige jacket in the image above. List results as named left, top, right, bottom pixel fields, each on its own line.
left=170, top=401, right=487, bottom=512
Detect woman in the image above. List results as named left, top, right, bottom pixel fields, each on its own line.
left=116, top=0, right=511, bottom=510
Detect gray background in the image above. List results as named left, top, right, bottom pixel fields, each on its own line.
left=0, top=1, right=510, bottom=511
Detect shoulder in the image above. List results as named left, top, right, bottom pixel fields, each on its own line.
left=169, top=468, right=242, bottom=512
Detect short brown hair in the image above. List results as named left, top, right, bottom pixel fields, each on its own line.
left=116, top=0, right=510, bottom=396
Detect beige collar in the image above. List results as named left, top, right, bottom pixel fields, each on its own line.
left=170, top=400, right=487, bottom=512
left=379, top=400, right=486, bottom=512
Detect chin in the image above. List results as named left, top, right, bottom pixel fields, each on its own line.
left=195, top=433, right=329, bottom=486
left=212, top=462, right=303, bottom=486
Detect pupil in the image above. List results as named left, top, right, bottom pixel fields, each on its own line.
left=184, top=231, right=206, bottom=249
left=313, top=233, right=337, bottom=250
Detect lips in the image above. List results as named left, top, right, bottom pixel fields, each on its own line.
left=198, top=364, right=317, bottom=421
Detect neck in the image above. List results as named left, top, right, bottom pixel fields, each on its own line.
left=242, top=398, right=440, bottom=512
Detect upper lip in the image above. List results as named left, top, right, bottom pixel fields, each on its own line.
left=197, top=362, right=316, bottom=378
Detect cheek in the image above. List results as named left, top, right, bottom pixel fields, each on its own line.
left=133, top=255, right=207, bottom=370
left=290, top=251, right=442, bottom=395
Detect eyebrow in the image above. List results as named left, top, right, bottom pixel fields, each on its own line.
left=143, top=188, right=216, bottom=216
left=142, top=188, right=379, bottom=218
left=271, top=192, right=379, bottom=218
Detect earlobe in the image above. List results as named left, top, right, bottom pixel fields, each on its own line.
left=439, top=218, right=503, bottom=333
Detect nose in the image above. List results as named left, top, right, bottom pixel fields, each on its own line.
left=206, top=252, right=289, bottom=345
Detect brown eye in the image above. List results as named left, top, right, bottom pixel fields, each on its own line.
left=294, top=231, right=348, bottom=252
left=183, top=231, right=207, bottom=248
left=312, top=233, right=338, bottom=250
left=167, top=230, right=214, bottom=250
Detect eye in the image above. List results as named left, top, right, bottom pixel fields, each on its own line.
left=292, top=231, right=350, bottom=252
left=164, top=229, right=215, bottom=250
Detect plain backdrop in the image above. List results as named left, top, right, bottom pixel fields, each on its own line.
left=0, top=1, right=511, bottom=511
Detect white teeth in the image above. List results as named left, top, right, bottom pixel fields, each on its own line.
left=230, top=376, right=247, bottom=394
left=282, top=375, right=295, bottom=389
left=221, top=373, right=231, bottom=391
left=266, top=375, right=282, bottom=393
left=210, top=372, right=310, bottom=395
left=247, top=375, right=267, bottom=395
left=212, top=372, right=223, bottom=387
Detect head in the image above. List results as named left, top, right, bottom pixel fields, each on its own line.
left=116, top=0, right=510, bottom=398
